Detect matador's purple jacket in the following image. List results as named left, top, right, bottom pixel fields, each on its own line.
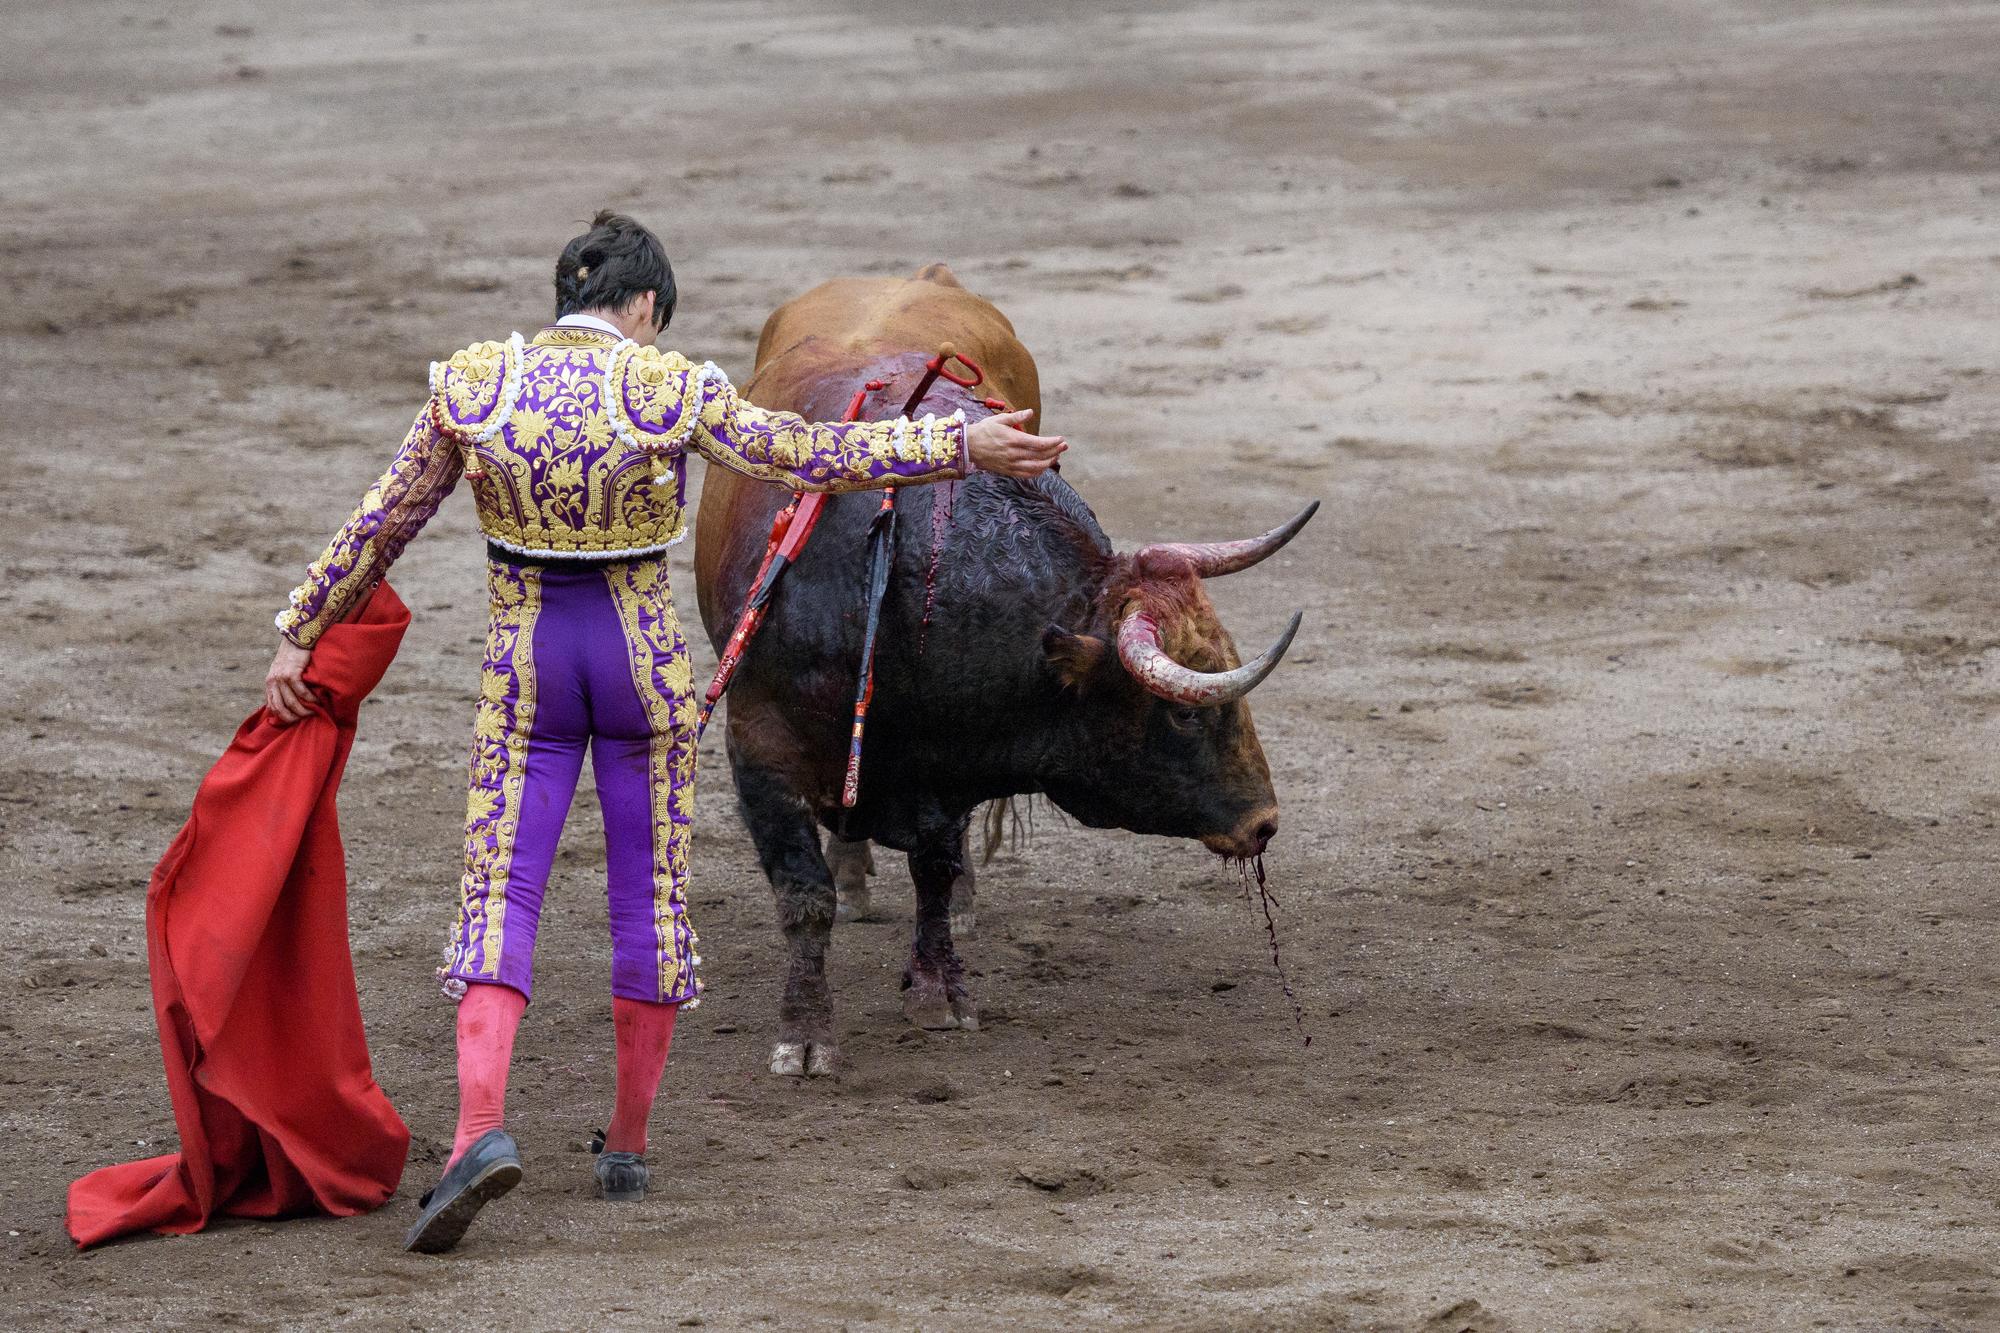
left=279, top=324, right=969, bottom=1007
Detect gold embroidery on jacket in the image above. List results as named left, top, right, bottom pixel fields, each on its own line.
left=532, top=327, right=620, bottom=349
left=467, top=344, right=683, bottom=555
left=437, top=341, right=510, bottom=421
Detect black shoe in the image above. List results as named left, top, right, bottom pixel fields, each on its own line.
left=589, top=1129, right=650, bottom=1202
left=403, top=1129, right=522, bottom=1253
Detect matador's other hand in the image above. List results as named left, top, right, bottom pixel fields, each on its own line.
left=265, top=639, right=317, bottom=725
left=966, top=409, right=1067, bottom=479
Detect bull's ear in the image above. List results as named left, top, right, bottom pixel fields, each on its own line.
left=1042, top=624, right=1107, bottom=690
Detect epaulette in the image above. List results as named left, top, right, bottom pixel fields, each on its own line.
left=428, top=333, right=525, bottom=444
left=603, top=343, right=720, bottom=454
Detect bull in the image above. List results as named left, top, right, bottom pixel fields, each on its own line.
left=693, top=264, right=1314, bottom=1076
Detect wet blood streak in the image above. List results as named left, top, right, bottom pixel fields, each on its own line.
left=918, top=478, right=958, bottom=656
left=1231, top=854, right=1310, bottom=1047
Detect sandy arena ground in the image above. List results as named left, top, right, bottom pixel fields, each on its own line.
left=4, top=1, right=2000, bottom=1328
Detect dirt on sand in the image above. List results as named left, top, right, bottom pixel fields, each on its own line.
left=4, top=2, right=2000, bottom=1328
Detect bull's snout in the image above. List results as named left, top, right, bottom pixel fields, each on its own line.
left=1249, top=812, right=1279, bottom=855
left=1202, top=807, right=1279, bottom=859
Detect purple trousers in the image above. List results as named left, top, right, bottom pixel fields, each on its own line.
left=438, top=557, right=702, bottom=1006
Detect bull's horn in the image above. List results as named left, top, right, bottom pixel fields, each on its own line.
left=1115, top=609, right=1305, bottom=705
left=1137, top=501, right=1319, bottom=579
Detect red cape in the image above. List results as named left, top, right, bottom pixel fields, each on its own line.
left=67, top=585, right=413, bottom=1248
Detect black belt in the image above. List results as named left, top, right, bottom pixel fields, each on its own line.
left=485, top=542, right=649, bottom=569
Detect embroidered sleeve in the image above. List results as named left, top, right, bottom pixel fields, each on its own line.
left=276, top=404, right=463, bottom=648
left=604, top=343, right=967, bottom=492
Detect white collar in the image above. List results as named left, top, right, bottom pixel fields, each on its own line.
left=556, top=312, right=624, bottom=337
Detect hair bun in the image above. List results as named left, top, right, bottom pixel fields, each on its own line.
left=554, top=211, right=674, bottom=333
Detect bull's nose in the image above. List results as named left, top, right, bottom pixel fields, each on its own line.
left=1200, top=808, right=1281, bottom=859
left=1228, top=807, right=1278, bottom=858
left=1251, top=815, right=1279, bottom=854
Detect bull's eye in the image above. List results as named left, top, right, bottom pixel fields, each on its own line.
left=1167, top=704, right=1205, bottom=731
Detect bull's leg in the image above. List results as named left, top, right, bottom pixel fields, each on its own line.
left=902, top=827, right=978, bottom=1031
left=732, top=761, right=840, bottom=1077
left=948, top=842, right=976, bottom=938
left=825, top=833, right=875, bottom=924
left=830, top=832, right=970, bottom=931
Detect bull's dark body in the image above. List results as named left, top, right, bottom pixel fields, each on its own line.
left=694, top=271, right=1284, bottom=1071
left=696, top=386, right=1109, bottom=850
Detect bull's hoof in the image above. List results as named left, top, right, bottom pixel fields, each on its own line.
left=769, top=1040, right=838, bottom=1077
left=902, top=982, right=979, bottom=1032
left=834, top=887, right=872, bottom=925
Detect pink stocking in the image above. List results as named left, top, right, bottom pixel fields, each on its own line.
left=603, top=997, right=678, bottom=1154
left=450, top=982, right=527, bottom=1165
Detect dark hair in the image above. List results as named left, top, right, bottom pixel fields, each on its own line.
left=555, top=210, right=675, bottom=331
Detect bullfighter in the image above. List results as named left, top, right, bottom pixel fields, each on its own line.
left=264, top=211, right=1066, bottom=1252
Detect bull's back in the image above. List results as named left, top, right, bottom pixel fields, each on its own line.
left=751, top=266, right=1037, bottom=399
left=693, top=265, right=1042, bottom=644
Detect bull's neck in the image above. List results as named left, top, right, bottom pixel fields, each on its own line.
left=915, top=521, right=1108, bottom=809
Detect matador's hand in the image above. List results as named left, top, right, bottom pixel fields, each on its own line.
left=265, top=639, right=317, bottom=725
left=966, top=409, right=1067, bottom=478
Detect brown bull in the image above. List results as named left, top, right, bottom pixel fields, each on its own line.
left=695, top=264, right=1312, bottom=1077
